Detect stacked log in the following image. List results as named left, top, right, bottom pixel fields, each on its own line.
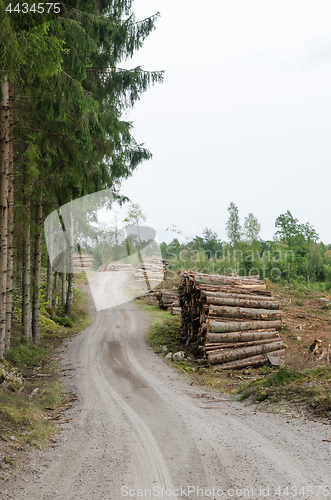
left=134, top=257, right=166, bottom=282
left=98, top=262, right=135, bottom=272
left=98, top=256, right=165, bottom=283
left=156, top=289, right=180, bottom=310
left=179, top=271, right=285, bottom=369
left=74, top=253, right=93, bottom=272
left=171, top=305, right=182, bottom=315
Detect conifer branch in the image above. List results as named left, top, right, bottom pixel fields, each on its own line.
left=14, top=130, right=60, bottom=159
left=16, top=126, right=68, bottom=138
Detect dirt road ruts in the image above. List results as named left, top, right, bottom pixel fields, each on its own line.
left=4, top=283, right=330, bottom=500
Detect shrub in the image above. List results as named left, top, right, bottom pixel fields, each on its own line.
left=6, top=344, right=45, bottom=367
left=50, top=316, right=74, bottom=328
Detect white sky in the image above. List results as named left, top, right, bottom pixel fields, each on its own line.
left=120, top=0, right=331, bottom=244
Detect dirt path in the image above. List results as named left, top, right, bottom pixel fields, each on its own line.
left=4, top=286, right=331, bottom=500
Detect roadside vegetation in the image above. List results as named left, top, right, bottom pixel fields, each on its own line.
left=0, top=275, right=90, bottom=471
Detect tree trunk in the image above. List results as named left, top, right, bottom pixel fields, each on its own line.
left=32, top=190, right=43, bottom=343
left=16, top=238, right=23, bottom=294
left=46, top=216, right=53, bottom=307
left=46, top=257, right=53, bottom=307
left=0, top=77, right=10, bottom=358
left=65, top=206, right=74, bottom=317
left=53, top=271, right=58, bottom=308
left=22, top=183, right=31, bottom=340
left=62, top=271, right=66, bottom=305
left=5, top=82, right=14, bottom=351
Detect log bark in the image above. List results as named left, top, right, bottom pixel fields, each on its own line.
left=190, top=271, right=261, bottom=282
left=215, top=349, right=286, bottom=370
left=207, top=319, right=282, bottom=334
left=202, top=337, right=280, bottom=351
left=200, top=290, right=275, bottom=301
left=204, top=295, right=279, bottom=310
left=207, top=329, right=280, bottom=343
left=32, top=190, right=43, bottom=344
left=195, top=276, right=266, bottom=289
left=215, top=354, right=268, bottom=370
left=0, top=77, right=10, bottom=357
left=208, top=304, right=282, bottom=321
left=197, top=284, right=271, bottom=296
left=208, top=340, right=285, bottom=365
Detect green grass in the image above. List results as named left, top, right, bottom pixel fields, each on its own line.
left=35, top=381, right=63, bottom=409
left=236, top=366, right=331, bottom=415
left=50, top=316, right=74, bottom=327
left=6, top=344, right=46, bottom=368
left=139, top=304, right=183, bottom=355
left=0, top=389, right=57, bottom=448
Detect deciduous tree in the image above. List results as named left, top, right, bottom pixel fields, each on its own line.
left=226, top=202, right=241, bottom=246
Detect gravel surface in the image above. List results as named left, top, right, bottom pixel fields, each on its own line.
left=3, top=282, right=331, bottom=500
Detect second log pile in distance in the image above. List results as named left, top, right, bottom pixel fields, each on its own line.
left=98, top=256, right=165, bottom=281
left=134, top=257, right=166, bottom=282
left=155, top=289, right=181, bottom=315
left=74, top=253, right=93, bottom=273
left=178, top=271, right=285, bottom=369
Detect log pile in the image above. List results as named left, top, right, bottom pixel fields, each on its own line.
left=134, top=257, right=166, bottom=282
left=98, top=262, right=135, bottom=272
left=155, top=289, right=181, bottom=315
left=98, top=257, right=165, bottom=281
left=171, top=305, right=182, bottom=315
left=74, top=253, right=93, bottom=272
left=179, top=271, right=285, bottom=369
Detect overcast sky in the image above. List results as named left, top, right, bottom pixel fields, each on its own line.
left=120, top=0, right=331, bottom=245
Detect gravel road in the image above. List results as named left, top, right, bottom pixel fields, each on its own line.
left=4, top=279, right=331, bottom=500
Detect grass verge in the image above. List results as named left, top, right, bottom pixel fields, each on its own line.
left=236, top=366, right=331, bottom=417
left=0, top=277, right=91, bottom=457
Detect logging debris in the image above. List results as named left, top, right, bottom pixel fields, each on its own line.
left=309, top=339, right=331, bottom=364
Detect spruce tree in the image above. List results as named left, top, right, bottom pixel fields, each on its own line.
left=1, top=0, right=164, bottom=341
